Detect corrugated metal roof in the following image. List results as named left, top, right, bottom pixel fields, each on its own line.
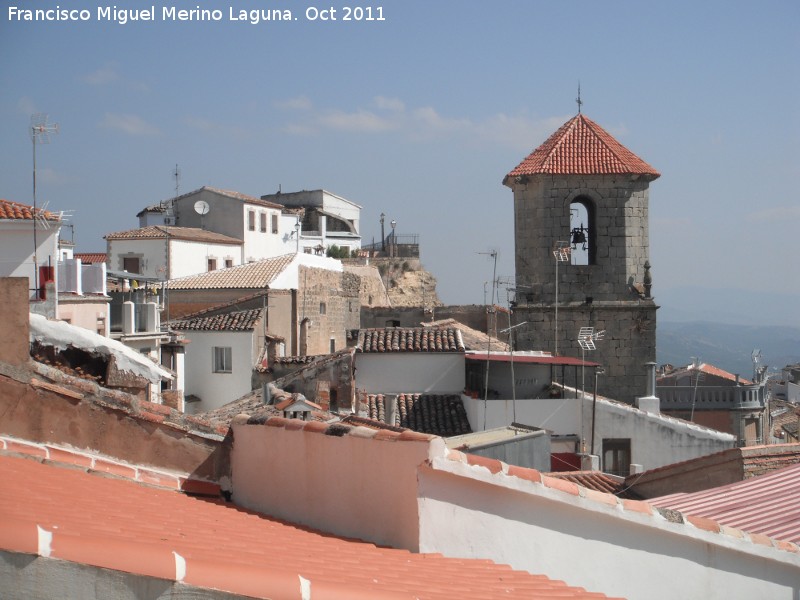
left=504, top=114, right=659, bottom=180
left=650, top=462, right=800, bottom=543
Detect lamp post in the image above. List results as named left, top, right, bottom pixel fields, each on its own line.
left=591, top=367, right=605, bottom=456
left=578, top=326, right=604, bottom=453
left=390, top=219, right=396, bottom=258
left=380, top=213, right=385, bottom=252
left=500, top=320, right=528, bottom=426
left=552, top=241, right=571, bottom=355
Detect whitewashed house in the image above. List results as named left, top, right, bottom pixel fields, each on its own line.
left=261, top=189, right=362, bottom=256
left=105, top=225, right=244, bottom=279
left=0, top=199, right=62, bottom=306
left=136, top=187, right=289, bottom=262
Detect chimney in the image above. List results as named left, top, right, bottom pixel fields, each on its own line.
left=122, top=301, right=135, bottom=335
left=636, top=361, right=660, bottom=414
left=384, top=394, right=398, bottom=426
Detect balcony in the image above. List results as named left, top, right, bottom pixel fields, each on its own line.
left=657, top=384, right=766, bottom=411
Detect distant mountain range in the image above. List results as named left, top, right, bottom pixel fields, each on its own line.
left=657, top=321, right=800, bottom=377
left=654, top=286, right=799, bottom=375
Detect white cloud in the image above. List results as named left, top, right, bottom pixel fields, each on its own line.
left=101, top=113, right=160, bottom=136
left=374, top=96, right=405, bottom=112
left=82, top=63, right=148, bottom=91
left=274, top=95, right=313, bottom=110
left=282, top=95, right=570, bottom=150
left=183, top=116, right=251, bottom=140
left=748, top=205, right=800, bottom=222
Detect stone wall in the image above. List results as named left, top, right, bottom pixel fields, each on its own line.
left=298, top=266, right=360, bottom=355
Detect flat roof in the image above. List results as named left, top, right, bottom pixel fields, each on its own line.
left=466, top=352, right=600, bottom=367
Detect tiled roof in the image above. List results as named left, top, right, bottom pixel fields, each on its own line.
left=202, top=185, right=284, bottom=209
left=366, top=393, right=472, bottom=437
left=168, top=254, right=295, bottom=290
left=0, top=453, right=615, bottom=599
left=423, top=318, right=510, bottom=352
left=651, top=463, right=800, bottom=544
left=73, top=252, right=107, bottom=264
left=504, top=114, right=660, bottom=180
left=354, top=327, right=465, bottom=353
left=170, top=308, right=262, bottom=332
left=0, top=198, right=61, bottom=221
left=546, top=471, right=641, bottom=500
left=657, top=362, right=754, bottom=385
left=105, top=225, right=242, bottom=245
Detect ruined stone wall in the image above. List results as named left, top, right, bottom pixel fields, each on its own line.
left=298, top=266, right=360, bottom=355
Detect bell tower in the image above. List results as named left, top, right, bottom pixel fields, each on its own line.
left=503, top=113, right=659, bottom=403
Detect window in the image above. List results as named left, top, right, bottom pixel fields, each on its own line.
left=213, top=347, right=232, bottom=373
left=330, top=338, right=336, bottom=353
left=569, top=197, right=596, bottom=265
left=248, top=210, right=256, bottom=231
left=207, top=258, right=217, bottom=271
left=225, top=258, right=234, bottom=268
left=260, top=212, right=267, bottom=233
left=319, top=302, right=327, bottom=315
left=272, top=213, right=279, bottom=234
left=122, top=256, right=141, bottom=274
left=602, top=439, right=631, bottom=476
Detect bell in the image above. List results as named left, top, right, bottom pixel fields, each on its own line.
left=571, top=227, right=587, bottom=249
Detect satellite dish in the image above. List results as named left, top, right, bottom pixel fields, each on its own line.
left=194, top=200, right=210, bottom=215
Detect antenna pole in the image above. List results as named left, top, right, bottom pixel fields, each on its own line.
left=576, top=82, right=583, bottom=114
left=30, top=114, right=59, bottom=300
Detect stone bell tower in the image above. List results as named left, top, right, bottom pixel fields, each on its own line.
left=503, top=113, right=659, bottom=404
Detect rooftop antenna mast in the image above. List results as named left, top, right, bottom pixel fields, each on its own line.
left=576, top=82, right=583, bottom=114
left=30, top=113, right=59, bottom=299
left=172, top=164, right=181, bottom=198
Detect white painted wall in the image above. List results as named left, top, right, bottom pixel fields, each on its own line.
left=170, top=239, right=241, bottom=278
left=181, top=330, right=255, bottom=412
left=231, top=422, right=442, bottom=551
left=463, top=393, right=734, bottom=471
left=0, top=221, right=61, bottom=294
left=241, top=205, right=286, bottom=262
left=269, top=253, right=343, bottom=290
left=355, top=353, right=465, bottom=394
left=106, top=238, right=164, bottom=278
left=229, top=421, right=800, bottom=600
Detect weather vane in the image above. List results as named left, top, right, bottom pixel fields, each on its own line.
left=576, top=82, right=583, bottom=114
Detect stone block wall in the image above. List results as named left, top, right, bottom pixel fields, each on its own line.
left=514, top=302, right=657, bottom=404
left=298, top=266, right=360, bottom=355
left=511, top=174, right=652, bottom=303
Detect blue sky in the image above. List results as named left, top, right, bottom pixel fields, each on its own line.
left=1, top=1, right=798, bottom=324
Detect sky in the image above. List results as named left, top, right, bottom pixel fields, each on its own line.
left=1, top=1, right=798, bottom=325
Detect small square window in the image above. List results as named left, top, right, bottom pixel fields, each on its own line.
left=207, top=258, right=217, bottom=271
left=319, top=302, right=327, bottom=315
left=225, top=258, right=233, bottom=268
left=213, top=347, right=232, bottom=373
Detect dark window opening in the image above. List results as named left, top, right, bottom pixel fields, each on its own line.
left=569, top=197, right=596, bottom=265
left=602, top=438, right=631, bottom=476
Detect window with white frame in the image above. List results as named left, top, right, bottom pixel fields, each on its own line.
left=212, top=346, right=232, bottom=373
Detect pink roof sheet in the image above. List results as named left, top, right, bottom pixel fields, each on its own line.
left=650, top=462, right=800, bottom=543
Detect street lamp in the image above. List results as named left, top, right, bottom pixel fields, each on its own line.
left=591, top=367, right=605, bottom=456
left=390, top=219, right=397, bottom=258
left=380, top=213, right=385, bottom=252
left=552, top=241, right=571, bottom=355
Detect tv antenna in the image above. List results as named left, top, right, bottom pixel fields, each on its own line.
left=172, top=164, right=181, bottom=198
left=30, top=113, right=59, bottom=299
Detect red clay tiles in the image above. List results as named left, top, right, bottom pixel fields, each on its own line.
left=0, top=198, right=61, bottom=221
left=170, top=308, right=263, bottom=332
left=505, top=113, right=659, bottom=180
left=355, top=327, right=465, bottom=353
left=0, top=454, right=619, bottom=599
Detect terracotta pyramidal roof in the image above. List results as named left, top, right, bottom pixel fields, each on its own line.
left=504, top=113, right=660, bottom=181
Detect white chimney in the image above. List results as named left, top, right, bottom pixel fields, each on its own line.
left=636, top=361, right=660, bottom=414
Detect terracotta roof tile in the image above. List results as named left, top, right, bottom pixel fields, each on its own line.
left=105, top=225, right=242, bottom=245
left=546, top=471, right=642, bottom=499
left=364, top=393, right=472, bottom=437
left=170, top=308, right=262, bottom=331
left=168, top=253, right=295, bottom=290
left=73, top=252, right=107, bottom=264
left=355, top=327, right=465, bottom=353
left=0, top=454, right=616, bottom=599
left=423, top=318, right=510, bottom=352
left=504, top=114, right=659, bottom=180
left=0, top=198, right=61, bottom=221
